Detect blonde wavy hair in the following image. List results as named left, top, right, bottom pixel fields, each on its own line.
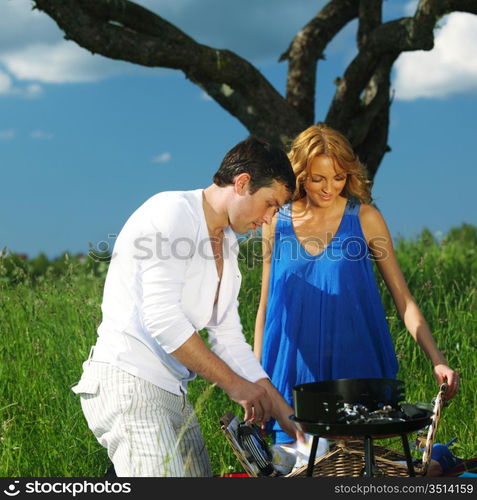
left=288, top=123, right=372, bottom=203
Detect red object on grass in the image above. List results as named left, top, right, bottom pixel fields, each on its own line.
left=216, top=473, right=250, bottom=477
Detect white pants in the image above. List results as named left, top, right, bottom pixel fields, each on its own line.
left=72, top=360, right=212, bottom=477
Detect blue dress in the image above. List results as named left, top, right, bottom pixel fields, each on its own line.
left=261, top=199, right=399, bottom=443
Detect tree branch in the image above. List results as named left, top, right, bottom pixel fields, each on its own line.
left=326, top=0, right=477, bottom=133
left=34, top=0, right=306, bottom=146
left=415, top=0, right=477, bottom=22
left=33, top=0, right=477, bottom=180
left=357, top=0, right=382, bottom=49
left=280, top=0, right=358, bottom=125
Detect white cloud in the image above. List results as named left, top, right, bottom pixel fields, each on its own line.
left=25, top=83, right=43, bottom=98
left=0, top=70, right=13, bottom=94
left=0, top=129, right=15, bottom=140
left=394, top=13, right=477, bottom=100
left=31, top=130, right=54, bottom=140
left=0, top=68, right=44, bottom=98
left=152, top=152, right=172, bottom=163
left=1, top=42, right=136, bottom=84
left=0, top=0, right=161, bottom=88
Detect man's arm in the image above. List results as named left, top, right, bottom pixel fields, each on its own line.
left=171, top=332, right=272, bottom=423
left=138, top=199, right=198, bottom=353
left=172, top=332, right=303, bottom=441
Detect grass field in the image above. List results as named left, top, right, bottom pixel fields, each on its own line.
left=0, top=224, right=476, bottom=477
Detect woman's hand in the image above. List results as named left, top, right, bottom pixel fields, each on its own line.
left=433, top=364, right=459, bottom=400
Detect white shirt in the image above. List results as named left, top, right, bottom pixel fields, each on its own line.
left=92, top=189, right=268, bottom=395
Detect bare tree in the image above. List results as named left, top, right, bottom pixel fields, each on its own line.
left=34, top=0, right=477, bottom=180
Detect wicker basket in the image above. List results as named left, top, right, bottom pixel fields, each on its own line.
left=286, top=440, right=410, bottom=477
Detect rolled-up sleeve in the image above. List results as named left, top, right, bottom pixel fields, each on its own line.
left=138, top=202, right=196, bottom=353
left=207, top=300, right=269, bottom=383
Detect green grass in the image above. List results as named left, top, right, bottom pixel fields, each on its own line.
left=0, top=224, right=476, bottom=476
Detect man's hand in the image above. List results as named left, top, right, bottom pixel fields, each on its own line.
left=170, top=333, right=303, bottom=440
left=224, top=378, right=272, bottom=423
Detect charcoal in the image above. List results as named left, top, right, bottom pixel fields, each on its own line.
left=333, top=401, right=414, bottom=425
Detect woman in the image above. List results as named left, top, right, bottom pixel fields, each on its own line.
left=254, top=124, right=459, bottom=446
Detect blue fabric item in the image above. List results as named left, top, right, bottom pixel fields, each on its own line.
left=431, top=443, right=463, bottom=472
left=261, top=200, right=399, bottom=444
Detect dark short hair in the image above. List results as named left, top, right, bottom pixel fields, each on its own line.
left=213, top=136, right=295, bottom=195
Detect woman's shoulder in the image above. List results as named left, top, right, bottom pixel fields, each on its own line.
left=359, top=203, right=378, bottom=217
left=358, top=203, right=389, bottom=239
left=359, top=203, right=384, bottom=220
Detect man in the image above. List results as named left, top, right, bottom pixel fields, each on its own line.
left=72, top=137, right=301, bottom=477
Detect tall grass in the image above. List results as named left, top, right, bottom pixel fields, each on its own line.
left=0, top=224, right=475, bottom=476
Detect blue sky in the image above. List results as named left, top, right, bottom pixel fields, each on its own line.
left=1, top=0, right=476, bottom=259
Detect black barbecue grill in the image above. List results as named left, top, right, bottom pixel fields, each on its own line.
left=291, top=378, right=434, bottom=477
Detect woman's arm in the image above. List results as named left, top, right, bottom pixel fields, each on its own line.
left=360, top=205, right=459, bottom=399
left=253, top=216, right=277, bottom=361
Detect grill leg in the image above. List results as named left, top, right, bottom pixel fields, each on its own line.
left=401, top=434, right=415, bottom=477
left=306, top=435, right=319, bottom=477
left=363, top=436, right=375, bottom=477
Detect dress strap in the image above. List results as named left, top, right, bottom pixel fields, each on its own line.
left=273, top=202, right=293, bottom=261
left=344, top=198, right=361, bottom=216
left=277, top=202, right=292, bottom=221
